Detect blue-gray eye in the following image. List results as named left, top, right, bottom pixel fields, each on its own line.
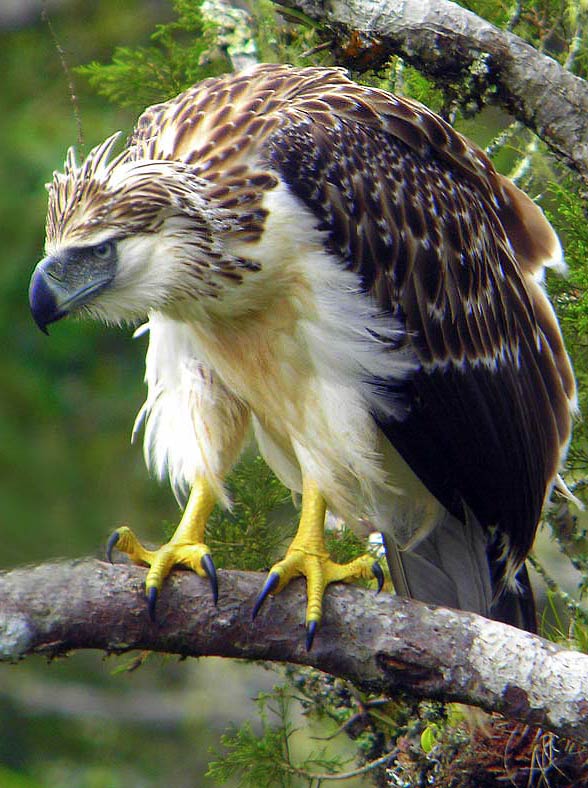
left=94, top=241, right=115, bottom=260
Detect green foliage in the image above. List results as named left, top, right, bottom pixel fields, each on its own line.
left=205, top=453, right=295, bottom=571
left=459, top=0, right=513, bottom=27
left=547, top=180, right=588, bottom=335
left=250, top=0, right=327, bottom=67
left=77, top=0, right=230, bottom=112
left=325, top=524, right=371, bottom=566
left=463, top=0, right=588, bottom=77
left=208, top=718, right=295, bottom=786
left=572, top=613, right=588, bottom=653
left=74, top=0, right=330, bottom=116
left=386, top=61, right=446, bottom=113
left=545, top=180, right=588, bottom=472
left=207, top=685, right=347, bottom=786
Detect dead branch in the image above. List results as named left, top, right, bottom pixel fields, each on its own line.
left=276, top=0, right=588, bottom=184
left=1, top=559, right=588, bottom=744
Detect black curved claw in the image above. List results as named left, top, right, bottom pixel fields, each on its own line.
left=106, top=531, right=120, bottom=564
left=147, top=586, right=158, bottom=622
left=306, top=620, right=318, bottom=651
left=372, top=561, right=385, bottom=594
left=201, top=553, right=218, bottom=605
left=252, top=572, right=280, bottom=620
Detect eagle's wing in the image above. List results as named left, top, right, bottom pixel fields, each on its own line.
left=254, top=73, right=575, bottom=589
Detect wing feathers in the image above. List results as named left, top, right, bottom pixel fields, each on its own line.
left=498, top=175, right=565, bottom=274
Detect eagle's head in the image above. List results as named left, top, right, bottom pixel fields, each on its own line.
left=29, top=132, right=252, bottom=332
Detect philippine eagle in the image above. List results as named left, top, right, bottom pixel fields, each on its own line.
left=29, top=64, right=577, bottom=648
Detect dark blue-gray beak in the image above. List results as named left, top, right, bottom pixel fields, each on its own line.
left=29, top=260, right=68, bottom=334
left=29, top=247, right=116, bottom=334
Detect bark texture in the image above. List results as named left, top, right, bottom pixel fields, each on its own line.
left=277, top=0, right=588, bottom=184
left=2, top=559, right=588, bottom=744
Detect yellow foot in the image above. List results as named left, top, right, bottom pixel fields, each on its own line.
left=252, top=547, right=384, bottom=650
left=106, top=525, right=217, bottom=619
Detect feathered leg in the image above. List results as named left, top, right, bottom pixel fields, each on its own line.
left=108, top=315, right=251, bottom=617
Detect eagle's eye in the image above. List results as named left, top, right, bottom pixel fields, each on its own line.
left=93, top=241, right=115, bottom=260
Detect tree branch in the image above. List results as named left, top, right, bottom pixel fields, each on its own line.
left=276, top=0, right=588, bottom=184
left=2, top=559, right=588, bottom=744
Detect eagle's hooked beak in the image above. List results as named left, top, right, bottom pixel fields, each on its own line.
left=29, top=258, right=69, bottom=334
left=29, top=245, right=116, bottom=334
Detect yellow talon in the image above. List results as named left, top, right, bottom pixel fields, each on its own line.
left=271, top=545, right=378, bottom=624
left=253, top=478, right=382, bottom=648
left=106, top=475, right=218, bottom=613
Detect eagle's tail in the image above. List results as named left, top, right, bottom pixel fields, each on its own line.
left=382, top=510, right=537, bottom=633
left=489, top=562, right=537, bottom=633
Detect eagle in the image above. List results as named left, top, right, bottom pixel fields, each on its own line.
left=29, top=64, right=577, bottom=649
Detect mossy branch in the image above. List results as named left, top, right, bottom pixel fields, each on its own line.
left=275, top=0, right=588, bottom=185
left=2, top=558, right=588, bottom=745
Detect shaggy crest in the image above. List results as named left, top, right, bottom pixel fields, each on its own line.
left=45, top=133, right=223, bottom=249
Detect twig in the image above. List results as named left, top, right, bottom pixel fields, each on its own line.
left=282, top=750, right=393, bottom=781
left=41, top=2, right=84, bottom=151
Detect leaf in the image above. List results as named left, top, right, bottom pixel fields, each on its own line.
left=420, top=724, right=439, bottom=753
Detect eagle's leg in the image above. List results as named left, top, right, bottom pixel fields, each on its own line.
left=106, top=475, right=217, bottom=618
left=253, top=477, right=384, bottom=649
